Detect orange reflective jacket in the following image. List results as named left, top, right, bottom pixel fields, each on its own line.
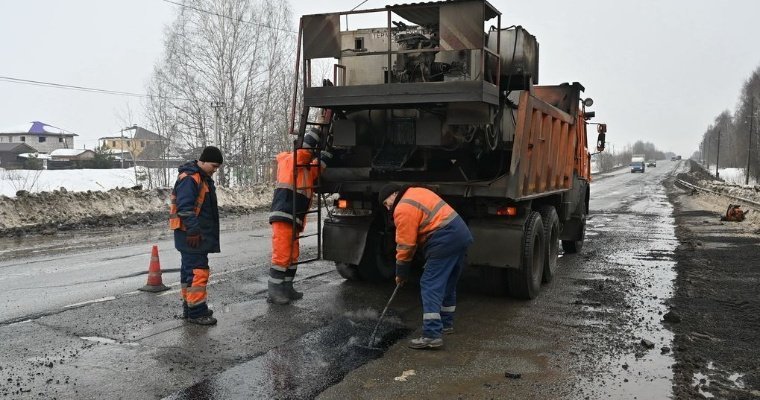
left=169, top=172, right=209, bottom=231
left=393, top=187, right=459, bottom=265
left=269, top=149, right=321, bottom=230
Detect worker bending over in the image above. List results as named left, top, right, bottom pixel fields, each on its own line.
left=379, top=184, right=473, bottom=349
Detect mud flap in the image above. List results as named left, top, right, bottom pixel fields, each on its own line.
left=323, top=216, right=373, bottom=265
left=468, top=217, right=527, bottom=269
left=560, top=215, right=584, bottom=241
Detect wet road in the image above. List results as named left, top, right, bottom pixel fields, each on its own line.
left=1, top=161, right=686, bottom=399
left=321, top=161, right=685, bottom=400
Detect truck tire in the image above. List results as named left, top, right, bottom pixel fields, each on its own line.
left=333, top=231, right=394, bottom=282
left=335, top=262, right=362, bottom=281
left=561, top=214, right=586, bottom=253
left=538, top=205, right=560, bottom=283
left=356, top=231, right=395, bottom=282
left=507, top=211, right=545, bottom=299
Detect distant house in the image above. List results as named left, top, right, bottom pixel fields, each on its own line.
left=49, top=148, right=96, bottom=161
left=99, top=126, right=167, bottom=160
left=0, top=121, right=77, bottom=153
left=0, top=143, right=39, bottom=169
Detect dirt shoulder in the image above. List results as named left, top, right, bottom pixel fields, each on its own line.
left=0, top=184, right=272, bottom=237
left=667, top=162, right=760, bottom=399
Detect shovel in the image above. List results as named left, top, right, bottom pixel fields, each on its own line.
left=355, top=282, right=402, bottom=352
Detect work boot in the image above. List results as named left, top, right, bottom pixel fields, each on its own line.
left=186, top=315, right=217, bottom=326
left=408, top=336, right=443, bottom=350
left=442, top=326, right=454, bottom=335
left=267, top=282, right=291, bottom=305
left=182, top=309, right=213, bottom=319
left=283, top=282, right=304, bottom=300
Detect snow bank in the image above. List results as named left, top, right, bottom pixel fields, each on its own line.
left=0, top=170, right=272, bottom=235
left=0, top=168, right=173, bottom=197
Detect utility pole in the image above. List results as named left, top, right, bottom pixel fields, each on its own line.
left=210, top=101, right=226, bottom=185
left=120, top=128, right=125, bottom=169
left=747, top=96, right=754, bottom=185
left=701, top=140, right=705, bottom=166
left=715, top=129, right=721, bottom=179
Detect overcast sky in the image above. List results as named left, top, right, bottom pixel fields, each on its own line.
left=1, top=0, right=759, bottom=157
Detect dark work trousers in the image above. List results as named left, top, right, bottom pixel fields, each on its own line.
left=419, top=251, right=466, bottom=338
left=180, top=252, right=210, bottom=318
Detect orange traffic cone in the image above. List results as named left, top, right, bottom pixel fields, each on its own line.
left=139, top=245, right=170, bottom=292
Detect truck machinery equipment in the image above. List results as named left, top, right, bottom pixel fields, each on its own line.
left=290, top=0, right=607, bottom=299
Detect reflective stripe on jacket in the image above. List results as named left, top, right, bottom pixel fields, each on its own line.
left=169, top=172, right=209, bottom=231
left=269, top=149, right=321, bottom=231
left=393, top=187, right=460, bottom=266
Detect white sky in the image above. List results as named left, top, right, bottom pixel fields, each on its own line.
left=1, top=0, right=759, bottom=157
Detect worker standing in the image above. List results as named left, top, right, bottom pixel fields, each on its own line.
left=268, top=126, right=331, bottom=305
left=169, top=146, right=223, bottom=325
left=379, top=184, right=473, bottom=349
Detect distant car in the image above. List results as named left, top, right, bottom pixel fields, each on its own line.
left=670, top=156, right=677, bottom=161
left=647, top=160, right=657, bottom=167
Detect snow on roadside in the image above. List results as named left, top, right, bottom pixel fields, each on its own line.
left=681, top=161, right=760, bottom=230
left=0, top=168, right=146, bottom=198
left=0, top=168, right=272, bottom=235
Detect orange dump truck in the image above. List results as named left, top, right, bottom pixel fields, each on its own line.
left=292, top=0, right=607, bottom=298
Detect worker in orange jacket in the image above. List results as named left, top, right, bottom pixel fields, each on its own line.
left=169, top=146, right=223, bottom=326
left=268, top=127, right=331, bottom=305
left=379, top=184, right=473, bottom=349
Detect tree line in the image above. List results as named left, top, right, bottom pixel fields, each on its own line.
left=697, top=65, right=760, bottom=183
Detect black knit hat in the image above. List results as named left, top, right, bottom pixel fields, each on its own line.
left=199, top=146, right=223, bottom=164
left=378, top=183, right=401, bottom=205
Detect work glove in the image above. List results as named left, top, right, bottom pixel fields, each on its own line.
left=395, top=262, right=410, bottom=286
left=186, top=233, right=202, bottom=248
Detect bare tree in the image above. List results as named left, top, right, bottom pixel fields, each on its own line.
left=698, top=65, right=760, bottom=183
left=145, top=0, right=296, bottom=187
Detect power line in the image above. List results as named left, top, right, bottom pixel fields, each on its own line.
left=0, top=75, right=190, bottom=102
left=161, top=0, right=297, bottom=34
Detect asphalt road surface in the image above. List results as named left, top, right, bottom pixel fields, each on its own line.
left=1, top=160, right=688, bottom=399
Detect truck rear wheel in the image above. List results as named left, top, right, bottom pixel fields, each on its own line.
left=358, top=231, right=395, bottom=282
left=335, top=262, right=362, bottom=281
left=508, top=211, right=545, bottom=299
left=334, top=231, right=394, bottom=282
left=561, top=214, right=586, bottom=253
left=538, top=206, right=560, bottom=283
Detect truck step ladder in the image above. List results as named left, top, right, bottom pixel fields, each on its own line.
left=288, top=108, right=334, bottom=267
left=287, top=20, right=340, bottom=266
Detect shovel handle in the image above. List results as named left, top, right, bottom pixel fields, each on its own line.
left=367, top=283, right=402, bottom=347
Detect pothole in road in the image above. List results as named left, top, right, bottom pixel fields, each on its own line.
left=164, top=313, right=411, bottom=399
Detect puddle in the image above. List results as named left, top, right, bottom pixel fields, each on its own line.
left=693, top=371, right=714, bottom=398
left=580, top=190, right=678, bottom=399
left=164, top=315, right=410, bottom=399
left=80, top=336, right=140, bottom=346
left=690, top=361, right=747, bottom=398
left=81, top=336, right=117, bottom=344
